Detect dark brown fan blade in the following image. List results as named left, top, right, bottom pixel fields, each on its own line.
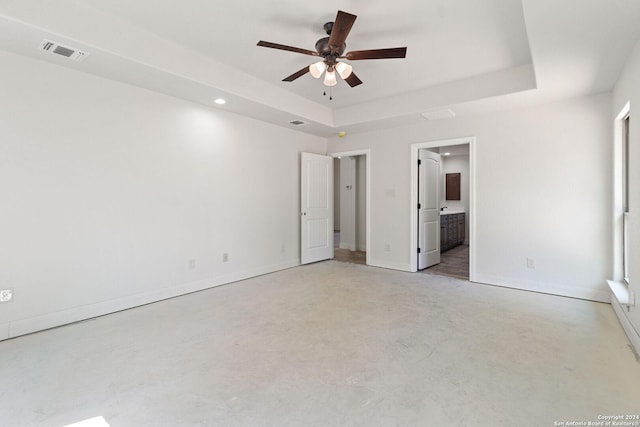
left=282, top=66, right=310, bottom=82
left=345, top=47, right=407, bottom=60
left=344, top=72, right=363, bottom=87
left=257, top=41, right=319, bottom=57
left=328, top=11, right=357, bottom=53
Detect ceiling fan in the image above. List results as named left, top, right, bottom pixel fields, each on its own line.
left=257, top=10, right=407, bottom=89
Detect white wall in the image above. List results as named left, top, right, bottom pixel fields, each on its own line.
left=612, top=40, right=640, bottom=348
left=333, top=158, right=340, bottom=231
left=338, top=155, right=367, bottom=252
left=339, top=157, right=356, bottom=250
left=327, top=93, right=612, bottom=301
left=442, top=155, right=470, bottom=244
left=356, top=155, right=367, bottom=251
left=0, top=51, right=326, bottom=340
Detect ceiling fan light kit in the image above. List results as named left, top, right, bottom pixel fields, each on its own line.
left=309, top=60, right=327, bottom=78
left=309, top=61, right=351, bottom=86
left=257, top=10, right=407, bottom=96
left=323, top=68, right=338, bottom=86
left=335, top=62, right=353, bottom=79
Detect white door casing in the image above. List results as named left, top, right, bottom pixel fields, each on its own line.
left=301, top=152, right=333, bottom=264
left=410, top=137, right=475, bottom=277
left=418, top=150, right=441, bottom=269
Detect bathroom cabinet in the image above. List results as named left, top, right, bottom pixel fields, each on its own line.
left=440, top=213, right=465, bottom=252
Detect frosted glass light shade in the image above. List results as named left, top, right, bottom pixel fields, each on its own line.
left=335, top=62, right=353, bottom=79
left=323, top=70, right=337, bottom=86
left=309, top=61, right=326, bottom=79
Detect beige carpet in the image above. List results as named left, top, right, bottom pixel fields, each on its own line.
left=1, top=261, right=638, bottom=426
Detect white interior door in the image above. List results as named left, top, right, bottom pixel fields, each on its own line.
left=301, top=152, right=333, bottom=264
left=418, top=150, right=441, bottom=269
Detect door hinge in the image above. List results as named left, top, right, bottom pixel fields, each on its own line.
left=418, top=159, right=422, bottom=166
left=418, top=203, right=421, bottom=209
left=417, top=248, right=421, bottom=253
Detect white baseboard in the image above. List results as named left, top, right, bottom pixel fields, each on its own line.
left=4, top=259, right=300, bottom=340
left=473, top=273, right=611, bottom=303
left=0, top=323, right=9, bottom=341
left=610, top=297, right=640, bottom=356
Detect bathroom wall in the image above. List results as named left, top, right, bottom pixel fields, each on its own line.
left=442, top=155, right=470, bottom=244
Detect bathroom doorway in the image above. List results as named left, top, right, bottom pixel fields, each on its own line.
left=410, top=138, right=476, bottom=281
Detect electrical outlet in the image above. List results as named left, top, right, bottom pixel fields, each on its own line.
left=527, top=258, right=536, bottom=268
left=0, top=289, right=13, bottom=303
left=223, top=253, right=229, bottom=263
left=189, top=259, right=196, bottom=270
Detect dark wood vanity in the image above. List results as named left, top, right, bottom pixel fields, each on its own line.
left=440, top=212, right=465, bottom=252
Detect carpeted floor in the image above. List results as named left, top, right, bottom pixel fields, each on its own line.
left=1, top=261, right=638, bottom=426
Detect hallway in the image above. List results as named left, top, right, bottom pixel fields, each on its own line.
left=333, top=231, right=366, bottom=265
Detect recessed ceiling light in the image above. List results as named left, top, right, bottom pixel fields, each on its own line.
left=214, top=98, right=226, bottom=105
left=443, top=152, right=451, bottom=156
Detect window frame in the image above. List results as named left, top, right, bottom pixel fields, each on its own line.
left=622, top=114, right=630, bottom=285
left=614, top=102, right=631, bottom=288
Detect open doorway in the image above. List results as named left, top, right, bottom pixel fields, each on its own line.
left=410, top=138, right=476, bottom=281
left=330, top=150, right=371, bottom=266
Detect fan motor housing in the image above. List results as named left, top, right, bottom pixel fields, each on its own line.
left=315, top=36, right=346, bottom=59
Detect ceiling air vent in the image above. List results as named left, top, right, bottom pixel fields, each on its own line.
left=289, top=120, right=305, bottom=126
left=421, top=109, right=456, bottom=120
left=39, top=39, right=88, bottom=62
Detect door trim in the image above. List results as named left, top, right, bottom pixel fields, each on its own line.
left=328, top=149, right=371, bottom=266
left=409, top=137, right=476, bottom=280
